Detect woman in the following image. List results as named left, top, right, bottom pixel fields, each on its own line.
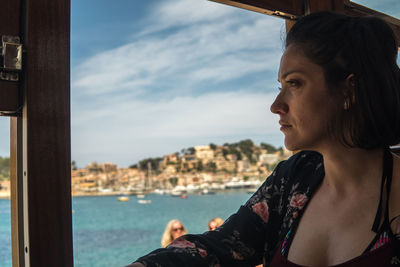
left=161, top=219, right=188, bottom=248
left=208, top=217, right=224, bottom=231
left=127, top=11, right=400, bottom=267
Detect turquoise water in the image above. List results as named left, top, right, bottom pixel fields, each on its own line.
left=0, top=190, right=251, bottom=267
left=0, top=200, right=11, bottom=267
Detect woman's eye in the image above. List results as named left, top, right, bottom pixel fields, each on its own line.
left=278, top=79, right=301, bottom=92
left=287, top=80, right=299, bottom=86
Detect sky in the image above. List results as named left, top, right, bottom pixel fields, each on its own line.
left=0, top=0, right=399, bottom=168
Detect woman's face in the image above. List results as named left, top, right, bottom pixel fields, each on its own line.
left=271, top=44, right=341, bottom=152
left=208, top=221, right=218, bottom=231
left=171, top=221, right=184, bottom=240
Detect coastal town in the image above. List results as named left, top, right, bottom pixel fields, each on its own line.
left=70, top=140, right=291, bottom=197
left=0, top=140, right=292, bottom=198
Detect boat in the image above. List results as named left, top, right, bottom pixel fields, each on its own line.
left=210, top=183, right=226, bottom=190
left=136, top=194, right=146, bottom=198
left=200, top=188, right=215, bottom=195
left=117, top=196, right=129, bottom=202
left=138, top=199, right=152, bottom=204
left=225, top=177, right=245, bottom=189
left=171, top=185, right=187, bottom=197
left=171, top=191, right=182, bottom=197
left=153, top=188, right=166, bottom=195
left=179, top=194, right=188, bottom=199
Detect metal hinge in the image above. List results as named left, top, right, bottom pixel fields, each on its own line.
left=0, top=36, right=23, bottom=82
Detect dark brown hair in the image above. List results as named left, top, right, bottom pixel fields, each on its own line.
left=286, top=11, right=400, bottom=149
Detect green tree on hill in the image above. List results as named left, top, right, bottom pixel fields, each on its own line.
left=129, top=164, right=138, bottom=169
left=260, top=142, right=278, bottom=153
left=227, top=147, right=242, bottom=160
left=238, top=139, right=254, bottom=162
left=205, top=162, right=217, bottom=173
left=181, top=147, right=195, bottom=155
left=169, top=177, right=178, bottom=187
left=209, top=143, right=217, bottom=150
left=0, top=156, right=10, bottom=181
left=197, top=161, right=203, bottom=171
left=138, top=157, right=163, bottom=173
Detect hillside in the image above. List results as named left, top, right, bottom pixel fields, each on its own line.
left=0, top=156, right=9, bottom=181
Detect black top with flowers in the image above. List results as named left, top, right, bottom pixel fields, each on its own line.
left=135, top=151, right=400, bottom=267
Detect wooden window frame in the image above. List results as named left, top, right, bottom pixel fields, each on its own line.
left=210, top=0, right=400, bottom=45
left=1, top=0, right=399, bottom=266
left=3, top=0, right=73, bottom=266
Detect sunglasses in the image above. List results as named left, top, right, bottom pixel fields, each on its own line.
left=172, top=227, right=183, bottom=232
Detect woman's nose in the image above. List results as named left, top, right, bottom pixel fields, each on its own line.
left=270, top=92, right=288, bottom=114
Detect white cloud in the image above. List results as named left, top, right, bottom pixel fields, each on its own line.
left=141, top=0, right=238, bottom=33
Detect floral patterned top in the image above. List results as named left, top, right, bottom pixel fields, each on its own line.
left=134, top=151, right=400, bottom=267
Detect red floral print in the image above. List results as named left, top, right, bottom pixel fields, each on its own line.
left=252, top=201, right=269, bottom=223
left=198, top=248, right=207, bottom=258
left=169, top=238, right=208, bottom=258
left=290, top=193, right=308, bottom=210
left=168, top=238, right=195, bottom=249
left=293, top=211, right=298, bottom=219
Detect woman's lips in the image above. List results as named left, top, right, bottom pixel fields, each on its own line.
left=279, top=120, right=292, bottom=131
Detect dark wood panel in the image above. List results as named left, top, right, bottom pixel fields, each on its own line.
left=0, top=0, right=20, bottom=34
left=285, top=19, right=296, bottom=33
left=0, top=82, right=19, bottom=113
left=308, top=0, right=344, bottom=12
left=23, top=0, right=73, bottom=265
left=209, top=0, right=303, bottom=18
left=0, top=0, right=21, bottom=113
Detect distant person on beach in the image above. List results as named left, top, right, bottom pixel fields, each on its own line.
left=161, top=219, right=187, bottom=248
left=208, top=217, right=224, bottom=231
left=127, top=11, right=400, bottom=267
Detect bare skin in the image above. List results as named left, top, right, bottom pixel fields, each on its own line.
left=208, top=221, right=218, bottom=231
left=287, top=148, right=400, bottom=266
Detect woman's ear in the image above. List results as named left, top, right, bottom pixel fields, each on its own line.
left=344, top=73, right=355, bottom=104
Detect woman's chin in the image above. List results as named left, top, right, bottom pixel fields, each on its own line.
left=284, top=139, right=298, bottom=152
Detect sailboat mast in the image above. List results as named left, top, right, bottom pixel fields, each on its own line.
left=146, top=161, right=152, bottom=191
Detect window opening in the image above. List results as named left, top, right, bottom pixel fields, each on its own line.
left=70, top=1, right=291, bottom=266
left=0, top=117, right=11, bottom=266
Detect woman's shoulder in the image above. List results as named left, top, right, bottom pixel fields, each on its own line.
left=272, top=150, right=324, bottom=192
left=278, top=150, right=323, bottom=174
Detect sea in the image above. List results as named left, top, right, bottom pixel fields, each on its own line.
left=0, top=190, right=252, bottom=267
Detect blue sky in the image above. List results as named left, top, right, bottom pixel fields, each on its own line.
left=70, top=0, right=286, bottom=168
left=0, top=0, right=399, bottom=168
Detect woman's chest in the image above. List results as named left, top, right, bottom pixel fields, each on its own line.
left=285, top=190, right=380, bottom=266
